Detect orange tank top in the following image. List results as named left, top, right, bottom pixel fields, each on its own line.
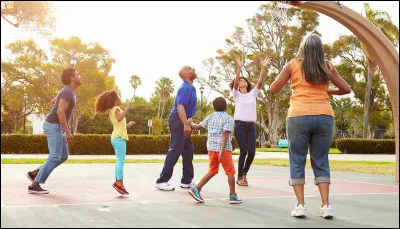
left=287, top=59, right=334, bottom=118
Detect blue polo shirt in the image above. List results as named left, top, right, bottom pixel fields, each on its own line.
left=171, top=80, right=197, bottom=118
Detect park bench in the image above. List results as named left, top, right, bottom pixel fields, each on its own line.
left=277, top=139, right=289, bottom=152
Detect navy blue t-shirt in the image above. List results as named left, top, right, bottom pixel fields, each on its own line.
left=46, top=86, right=77, bottom=124
left=171, top=80, right=197, bottom=118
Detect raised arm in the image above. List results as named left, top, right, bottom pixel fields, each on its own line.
left=256, top=55, right=271, bottom=89
left=270, top=62, right=291, bottom=94
left=233, top=54, right=243, bottom=90
left=115, top=100, right=130, bottom=122
left=327, top=63, right=351, bottom=95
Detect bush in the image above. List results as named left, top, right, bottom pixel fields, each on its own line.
left=336, top=138, right=395, bottom=154
left=1, top=134, right=238, bottom=155
left=331, top=139, right=336, bottom=148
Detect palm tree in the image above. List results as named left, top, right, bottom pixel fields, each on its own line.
left=155, top=77, right=175, bottom=119
left=129, top=74, right=141, bottom=99
left=360, top=3, right=399, bottom=138
left=331, top=98, right=353, bottom=139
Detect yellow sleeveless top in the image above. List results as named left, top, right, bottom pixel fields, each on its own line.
left=287, top=59, right=334, bottom=118
left=109, top=106, right=128, bottom=141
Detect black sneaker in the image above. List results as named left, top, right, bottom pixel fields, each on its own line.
left=28, top=185, right=49, bottom=194
left=26, top=171, right=37, bottom=182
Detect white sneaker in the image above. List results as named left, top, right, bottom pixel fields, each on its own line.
left=291, top=204, right=307, bottom=218
left=180, top=181, right=196, bottom=189
left=155, top=182, right=175, bottom=191
left=319, top=205, right=334, bottom=219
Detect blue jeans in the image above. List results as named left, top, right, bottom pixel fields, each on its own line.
left=234, top=120, right=256, bottom=178
left=111, top=137, right=126, bottom=180
left=156, top=114, right=194, bottom=184
left=35, top=121, right=69, bottom=184
left=286, top=115, right=334, bottom=186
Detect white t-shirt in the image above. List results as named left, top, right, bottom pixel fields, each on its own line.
left=231, top=88, right=259, bottom=122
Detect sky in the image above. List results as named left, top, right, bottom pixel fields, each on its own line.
left=1, top=1, right=399, bottom=105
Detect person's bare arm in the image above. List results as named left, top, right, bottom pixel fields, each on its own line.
left=270, top=63, right=291, bottom=94
left=177, top=104, right=191, bottom=137
left=327, top=63, right=351, bottom=95
left=57, top=99, right=73, bottom=143
left=115, top=101, right=130, bottom=122
left=233, top=55, right=242, bottom=90
left=219, top=130, right=230, bottom=162
left=256, top=55, right=271, bottom=89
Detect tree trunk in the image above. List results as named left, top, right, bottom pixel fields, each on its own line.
left=13, top=116, right=18, bottom=133
left=157, top=100, right=161, bottom=118
left=363, top=59, right=374, bottom=138
left=265, top=100, right=281, bottom=146
left=161, top=100, right=166, bottom=119
left=133, top=89, right=136, bottom=99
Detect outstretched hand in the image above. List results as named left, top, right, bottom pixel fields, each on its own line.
left=235, top=54, right=243, bottom=68
left=261, top=55, right=271, bottom=68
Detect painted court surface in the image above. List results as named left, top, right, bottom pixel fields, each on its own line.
left=1, top=163, right=399, bottom=228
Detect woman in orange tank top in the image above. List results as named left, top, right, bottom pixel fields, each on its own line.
left=270, top=33, right=351, bottom=219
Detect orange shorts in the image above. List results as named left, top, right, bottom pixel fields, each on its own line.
left=208, top=151, right=236, bottom=176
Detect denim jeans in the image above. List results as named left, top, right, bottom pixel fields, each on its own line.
left=234, top=120, right=256, bottom=179
left=35, top=121, right=69, bottom=184
left=286, top=115, right=334, bottom=186
left=156, top=114, right=194, bottom=184
left=111, top=137, right=126, bottom=180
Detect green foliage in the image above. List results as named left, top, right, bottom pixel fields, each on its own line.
left=1, top=134, right=238, bottom=155
left=1, top=1, right=55, bottom=34
left=1, top=37, right=117, bottom=134
left=336, top=138, right=395, bottom=154
left=152, top=117, right=163, bottom=135
left=199, top=2, right=320, bottom=145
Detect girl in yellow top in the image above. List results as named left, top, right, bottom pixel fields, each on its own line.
left=95, top=90, right=136, bottom=195
left=271, top=33, right=351, bottom=219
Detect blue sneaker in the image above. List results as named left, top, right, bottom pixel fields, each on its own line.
left=229, top=193, right=242, bottom=204
left=188, top=186, right=204, bottom=203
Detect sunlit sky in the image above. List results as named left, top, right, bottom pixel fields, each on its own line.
left=1, top=1, right=399, bottom=103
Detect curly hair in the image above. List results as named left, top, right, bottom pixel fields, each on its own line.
left=229, top=77, right=252, bottom=92
left=95, top=90, right=120, bottom=113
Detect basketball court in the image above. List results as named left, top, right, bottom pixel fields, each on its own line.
left=1, top=163, right=398, bottom=227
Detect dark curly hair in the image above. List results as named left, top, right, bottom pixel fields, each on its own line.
left=95, top=90, right=120, bottom=113
left=229, top=77, right=252, bottom=92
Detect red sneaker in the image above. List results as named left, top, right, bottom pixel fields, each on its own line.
left=112, top=182, right=129, bottom=195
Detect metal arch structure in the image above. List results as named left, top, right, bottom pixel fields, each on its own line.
left=283, top=1, right=399, bottom=181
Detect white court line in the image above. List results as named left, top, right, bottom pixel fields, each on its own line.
left=1, top=199, right=4, bottom=207
left=1, top=192, right=398, bottom=208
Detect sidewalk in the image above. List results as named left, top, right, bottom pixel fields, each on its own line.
left=1, top=152, right=395, bottom=162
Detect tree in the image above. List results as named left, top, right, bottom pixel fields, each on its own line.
left=49, top=36, right=117, bottom=134
left=200, top=2, right=320, bottom=145
left=360, top=3, right=399, bottom=138
left=1, top=37, right=117, bottom=134
left=154, top=77, right=175, bottom=119
left=129, top=74, right=141, bottom=99
left=329, top=34, right=393, bottom=138
left=152, top=117, right=163, bottom=135
left=1, top=40, right=57, bottom=133
left=330, top=98, right=353, bottom=138
left=1, top=1, right=55, bottom=35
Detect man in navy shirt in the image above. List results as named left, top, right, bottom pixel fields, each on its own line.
left=26, top=68, right=82, bottom=194
left=155, top=66, right=197, bottom=191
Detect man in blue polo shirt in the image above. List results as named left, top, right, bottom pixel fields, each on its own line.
left=155, top=66, right=197, bottom=191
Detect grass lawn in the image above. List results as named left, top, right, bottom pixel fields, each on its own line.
left=1, top=157, right=394, bottom=176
